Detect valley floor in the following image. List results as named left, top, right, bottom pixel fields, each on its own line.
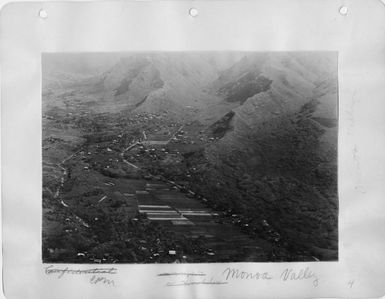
left=43, top=113, right=334, bottom=263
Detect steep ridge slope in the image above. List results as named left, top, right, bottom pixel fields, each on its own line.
left=198, top=52, right=338, bottom=260
left=101, top=53, right=243, bottom=121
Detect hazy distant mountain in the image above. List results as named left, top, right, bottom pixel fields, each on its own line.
left=43, top=52, right=336, bottom=123
left=43, top=52, right=337, bottom=151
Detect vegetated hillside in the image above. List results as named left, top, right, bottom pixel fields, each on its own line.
left=218, top=72, right=273, bottom=104
left=195, top=52, right=338, bottom=260
left=97, top=53, right=242, bottom=122
left=208, top=111, right=235, bottom=138
left=43, top=52, right=246, bottom=123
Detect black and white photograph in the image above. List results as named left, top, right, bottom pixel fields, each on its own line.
left=42, top=52, right=338, bottom=264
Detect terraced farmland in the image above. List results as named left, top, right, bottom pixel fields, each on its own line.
left=134, top=181, right=269, bottom=262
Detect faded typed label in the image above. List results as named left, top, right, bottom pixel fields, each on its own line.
left=160, top=266, right=319, bottom=288
left=44, top=265, right=117, bottom=287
